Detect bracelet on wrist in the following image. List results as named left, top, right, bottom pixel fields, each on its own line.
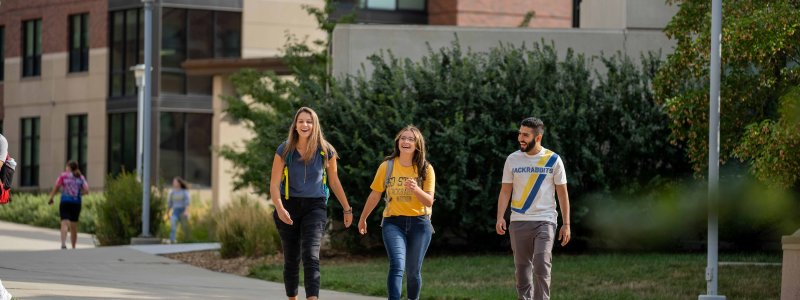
left=343, top=208, right=353, bottom=214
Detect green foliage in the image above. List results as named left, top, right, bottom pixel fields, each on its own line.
left=317, top=42, right=686, bottom=249
left=587, top=172, right=799, bottom=251
left=0, top=193, right=102, bottom=233
left=214, top=197, right=280, bottom=258
left=736, top=86, right=800, bottom=188
left=95, top=172, right=165, bottom=245
left=655, top=0, right=800, bottom=181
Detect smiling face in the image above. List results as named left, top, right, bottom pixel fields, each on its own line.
left=397, top=130, right=418, bottom=156
left=518, top=125, right=541, bottom=153
left=294, top=112, right=314, bottom=139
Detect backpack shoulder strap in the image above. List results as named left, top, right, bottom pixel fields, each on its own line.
left=383, top=159, right=394, bottom=202
left=282, top=144, right=292, bottom=201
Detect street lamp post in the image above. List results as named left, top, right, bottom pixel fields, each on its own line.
left=140, top=0, right=154, bottom=238
left=130, top=64, right=145, bottom=182
left=700, top=0, right=725, bottom=299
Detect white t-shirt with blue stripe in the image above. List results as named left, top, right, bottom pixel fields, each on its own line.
left=502, top=147, right=567, bottom=223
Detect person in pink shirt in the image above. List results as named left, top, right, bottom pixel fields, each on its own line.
left=48, top=161, right=89, bottom=249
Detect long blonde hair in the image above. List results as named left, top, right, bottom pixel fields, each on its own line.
left=281, top=107, right=337, bottom=166
left=384, top=125, right=429, bottom=183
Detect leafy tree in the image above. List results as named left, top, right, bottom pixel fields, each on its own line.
left=654, top=0, right=800, bottom=186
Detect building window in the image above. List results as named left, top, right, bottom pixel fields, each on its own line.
left=22, top=19, right=42, bottom=77
left=69, top=14, right=90, bottom=73
left=67, top=115, right=88, bottom=177
left=161, top=8, right=241, bottom=95
left=1, top=26, right=5, bottom=81
left=109, top=9, right=142, bottom=97
left=359, top=0, right=426, bottom=11
left=159, top=112, right=211, bottom=186
left=107, top=112, right=137, bottom=176
left=20, top=118, right=40, bottom=186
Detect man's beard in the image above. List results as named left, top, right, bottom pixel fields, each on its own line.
left=520, top=142, right=535, bottom=153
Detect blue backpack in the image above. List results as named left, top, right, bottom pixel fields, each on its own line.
left=282, top=149, right=330, bottom=204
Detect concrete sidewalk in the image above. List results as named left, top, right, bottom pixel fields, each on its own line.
left=0, top=221, right=381, bottom=299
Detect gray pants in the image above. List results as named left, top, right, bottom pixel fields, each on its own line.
left=509, top=221, right=555, bottom=300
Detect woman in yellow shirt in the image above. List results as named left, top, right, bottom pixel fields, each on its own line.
left=358, top=125, right=435, bottom=300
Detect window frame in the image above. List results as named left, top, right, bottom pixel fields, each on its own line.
left=22, top=19, right=42, bottom=78
left=108, top=9, right=142, bottom=98
left=66, top=114, right=88, bottom=177
left=20, top=117, right=40, bottom=187
left=69, top=13, right=90, bottom=73
left=359, top=0, right=427, bottom=12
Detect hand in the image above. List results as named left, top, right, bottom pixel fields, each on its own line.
left=343, top=208, right=353, bottom=228
left=182, top=212, right=189, bottom=218
left=48, top=198, right=54, bottom=206
left=276, top=207, right=293, bottom=225
left=358, top=218, right=367, bottom=235
left=496, top=219, right=507, bottom=235
left=403, top=178, right=418, bottom=192
left=559, top=224, right=571, bottom=246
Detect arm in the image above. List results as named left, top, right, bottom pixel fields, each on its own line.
left=269, top=154, right=293, bottom=225
left=403, top=178, right=434, bottom=207
left=183, top=190, right=191, bottom=217
left=556, top=184, right=571, bottom=246
left=47, top=184, right=61, bottom=205
left=357, top=190, right=383, bottom=235
left=495, top=183, right=513, bottom=235
left=326, top=156, right=353, bottom=228
left=81, top=177, right=89, bottom=195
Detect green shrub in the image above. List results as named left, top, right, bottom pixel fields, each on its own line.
left=95, top=172, right=165, bottom=245
left=0, top=192, right=102, bottom=234
left=215, top=197, right=280, bottom=258
left=316, top=43, right=689, bottom=250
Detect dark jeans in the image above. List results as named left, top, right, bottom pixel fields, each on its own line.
left=382, top=215, right=433, bottom=300
left=273, top=197, right=327, bottom=298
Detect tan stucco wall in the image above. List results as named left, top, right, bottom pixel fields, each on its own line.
left=242, top=0, right=326, bottom=58
left=580, top=0, right=679, bottom=30
left=3, top=49, right=108, bottom=190
left=211, top=75, right=258, bottom=210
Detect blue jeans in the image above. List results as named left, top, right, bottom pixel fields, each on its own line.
left=382, top=216, right=433, bottom=300
left=169, top=207, right=188, bottom=243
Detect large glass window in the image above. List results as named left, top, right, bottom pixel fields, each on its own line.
left=20, top=118, right=40, bottom=186
left=22, top=19, right=42, bottom=77
left=159, top=112, right=211, bottom=186
left=161, top=9, right=241, bottom=96
left=67, top=115, right=88, bottom=177
left=107, top=112, right=137, bottom=176
left=214, top=11, right=242, bottom=58
left=109, top=9, right=142, bottom=97
left=69, top=13, right=90, bottom=73
left=1, top=26, right=5, bottom=81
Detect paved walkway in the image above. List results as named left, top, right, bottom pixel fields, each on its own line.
left=0, top=221, right=382, bottom=300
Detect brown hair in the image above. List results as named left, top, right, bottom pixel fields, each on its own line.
left=281, top=107, right=337, bottom=167
left=67, top=161, right=82, bottom=178
left=384, top=125, right=430, bottom=183
left=173, top=176, right=188, bottom=189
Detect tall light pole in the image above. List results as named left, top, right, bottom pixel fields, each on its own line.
left=140, top=0, right=154, bottom=238
left=700, top=0, right=725, bottom=299
left=131, top=64, right=145, bottom=182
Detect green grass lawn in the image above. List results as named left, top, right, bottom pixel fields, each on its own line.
left=250, top=252, right=781, bottom=300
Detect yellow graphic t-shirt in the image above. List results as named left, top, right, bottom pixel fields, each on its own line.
left=370, top=159, right=435, bottom=217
